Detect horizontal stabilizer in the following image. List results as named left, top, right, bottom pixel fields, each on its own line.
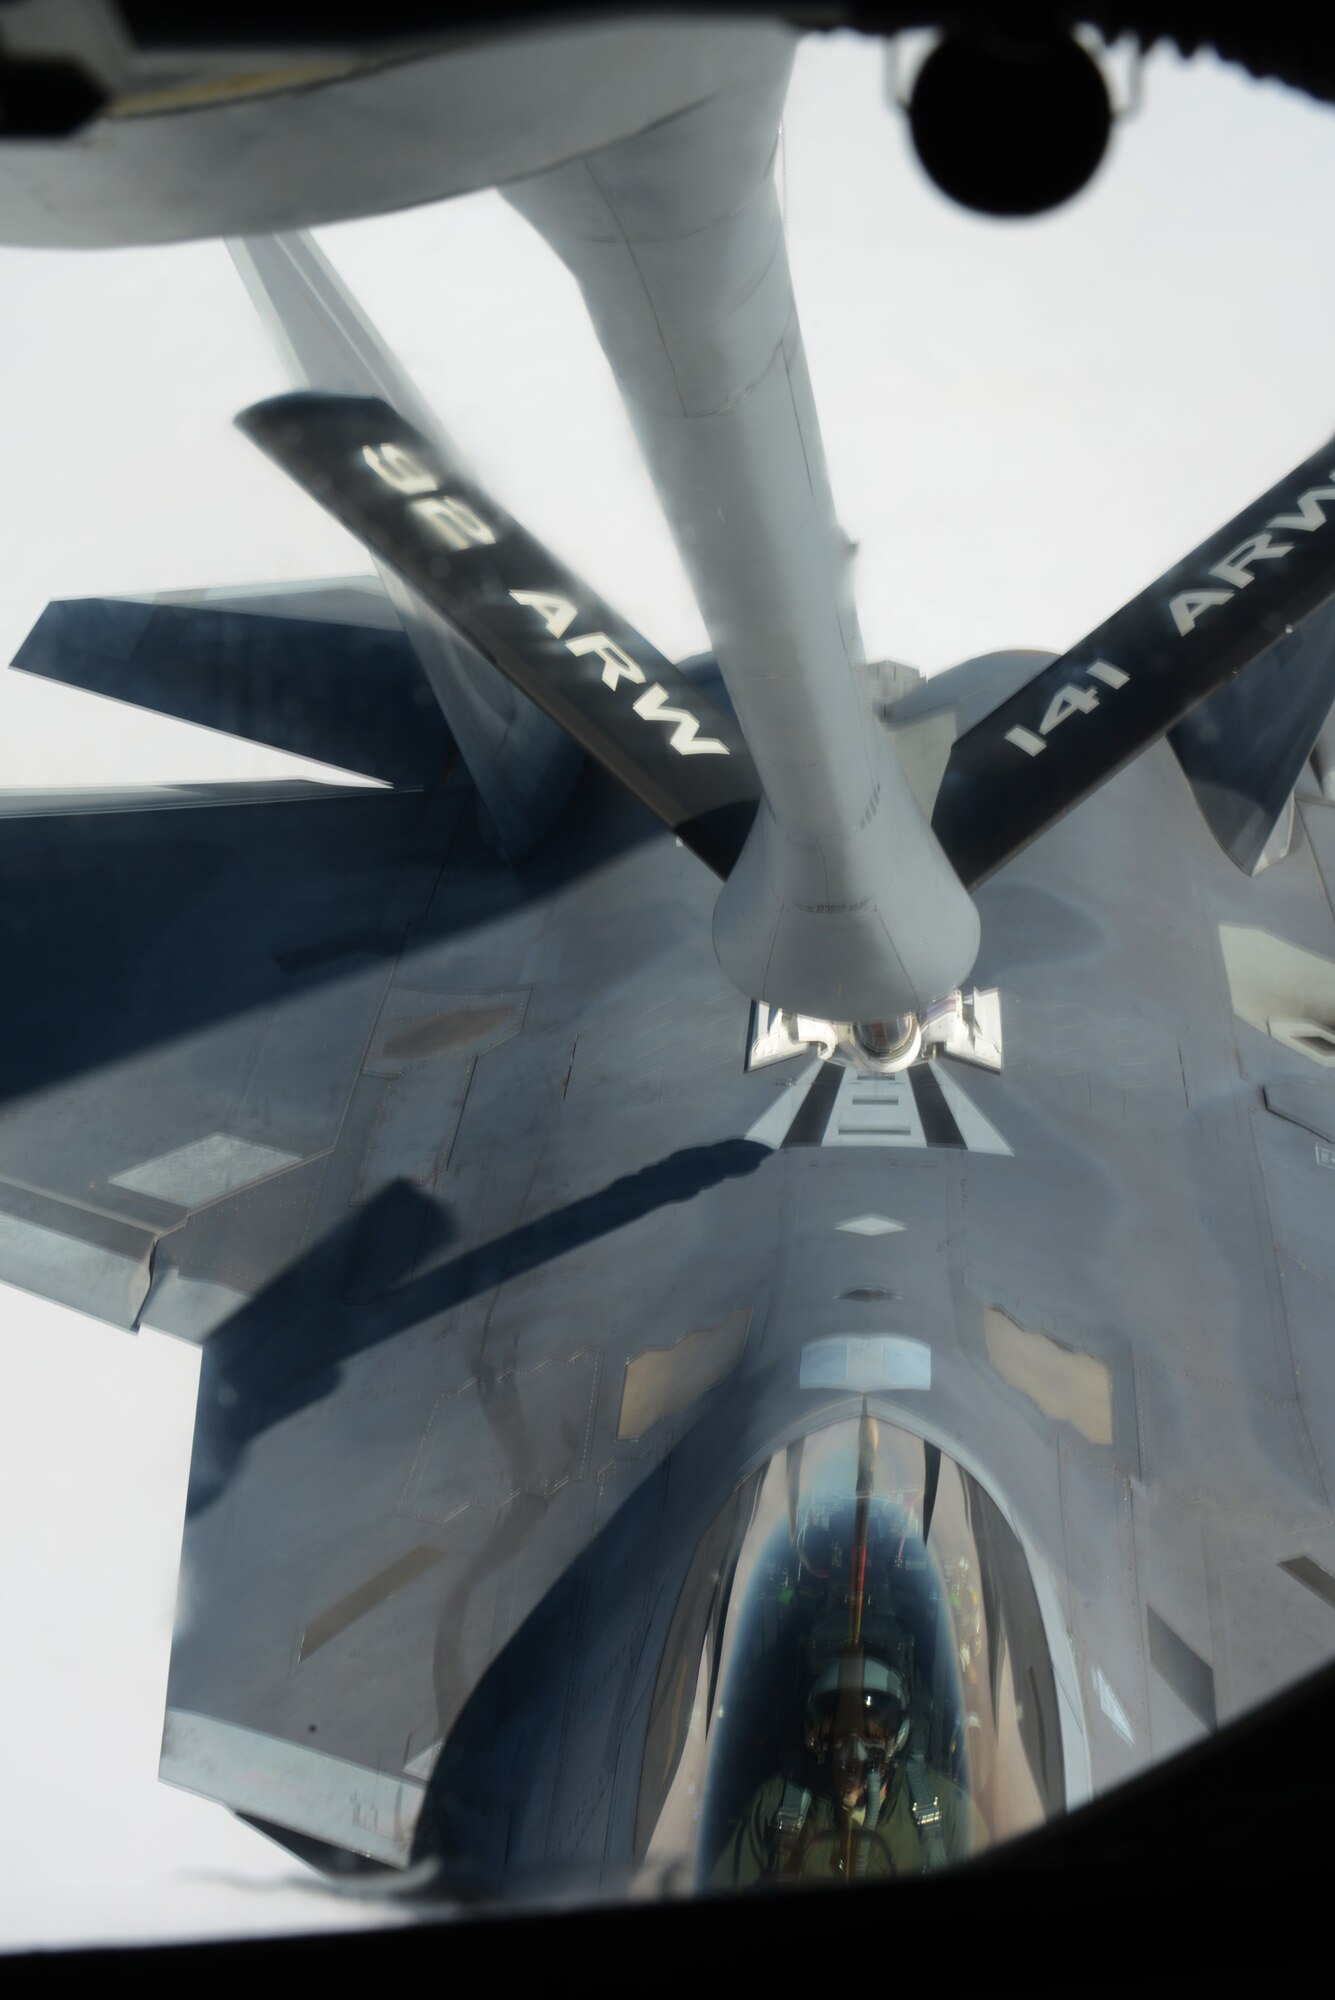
left=1168, top=597, right=1335, bottom=873
left=237, top=393, right=762, bottom=876
left=933, top=439, right=1335, bottom=887
left=12, top=593, right=448, bottom=791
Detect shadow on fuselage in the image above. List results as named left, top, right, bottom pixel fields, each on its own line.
left=185, top=1140, right=772, bottom=1517
left=408, top=1382, right=773, bottom=1904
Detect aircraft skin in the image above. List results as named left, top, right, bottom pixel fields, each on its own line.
left=4, top=13, right=1335, bottom=1905
left=10, top=500, right=1335, bottom=1896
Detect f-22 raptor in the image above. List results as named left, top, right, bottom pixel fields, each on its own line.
left=4, top=22, right=1335, bottom=1907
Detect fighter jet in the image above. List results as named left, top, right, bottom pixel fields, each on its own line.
left=4, top=10, right=1335, bottom=1907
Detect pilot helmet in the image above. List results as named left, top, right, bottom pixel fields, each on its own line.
left=805, top=1654, right=911, bottom=1798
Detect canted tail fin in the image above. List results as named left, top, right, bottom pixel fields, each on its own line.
left=1168, top=597, right=1335, bottom=874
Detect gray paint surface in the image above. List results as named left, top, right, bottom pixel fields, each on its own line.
left=6, top=661, right=1335, bottom=1884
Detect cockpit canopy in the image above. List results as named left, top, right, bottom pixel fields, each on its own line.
left=637, top=1411, right=1067, bottom=1888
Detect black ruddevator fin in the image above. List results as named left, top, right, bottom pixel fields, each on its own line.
left=237, top=392, right=762, bottom=877
left=933, top=439, right=1335, bottom=888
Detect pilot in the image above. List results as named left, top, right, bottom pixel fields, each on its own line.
left=710, top=1655, right=985, bottom=1887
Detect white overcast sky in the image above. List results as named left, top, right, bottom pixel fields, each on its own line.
left=2, top=30, right=1335, bottom=1952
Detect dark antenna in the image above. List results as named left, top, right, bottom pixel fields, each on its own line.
left=922, top=1440, right=942, bottom=1545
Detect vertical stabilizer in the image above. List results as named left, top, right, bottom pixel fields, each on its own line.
left=1169, top=597, right=1335, bottom=875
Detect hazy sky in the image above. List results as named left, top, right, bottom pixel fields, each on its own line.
left=3, top=29, right=1335, bottom=1950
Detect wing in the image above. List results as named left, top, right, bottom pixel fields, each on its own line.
left=0, top=584, right=660, bottom=1334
